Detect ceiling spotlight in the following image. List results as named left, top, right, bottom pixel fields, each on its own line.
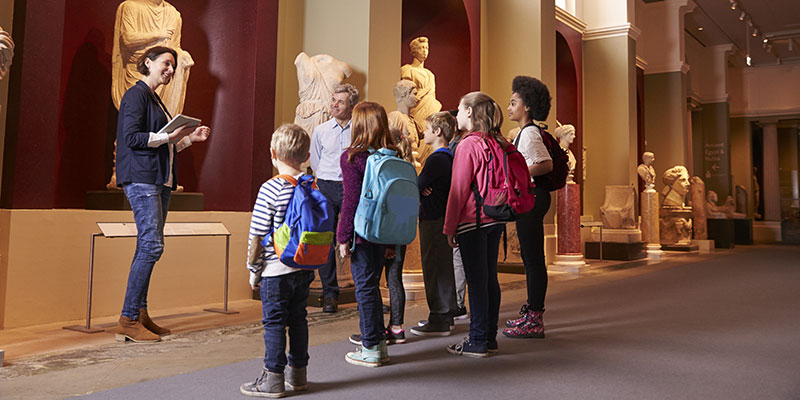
left=698, top=27, right=704, bottom=31
left=752, top=28, right=758, bottom=37
left=746, top=55, right=752, bottom=66
left=739, top=12, right=746, bottom=21
left=763, top=37, right=768, bottom=43
left=731, top=1, right=737, bottom=10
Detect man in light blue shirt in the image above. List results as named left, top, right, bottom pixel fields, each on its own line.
left=309, top=83, right=359, bottom=313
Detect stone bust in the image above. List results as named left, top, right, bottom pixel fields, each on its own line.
left=638, top=152, right=656, bottom=192
left=554, top=124, right=577, bottom=183
left=388, top=80, right=426, bottom=168
left=661, top=166, right=690, bottom=208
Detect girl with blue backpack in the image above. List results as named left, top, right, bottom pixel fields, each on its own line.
left=337, top=102, right=403, bottom=367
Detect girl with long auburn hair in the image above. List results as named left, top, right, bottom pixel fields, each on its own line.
left=337, top=101, right=398, bottom=367
left=443, top=91, right=507, bottom=358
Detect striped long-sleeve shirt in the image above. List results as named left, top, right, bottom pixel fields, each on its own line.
left=246, top=174, right=301, bottom=285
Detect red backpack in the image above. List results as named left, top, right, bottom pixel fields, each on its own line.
left=515, top=123, right=569, bottom=191
left=468, top=132, right=536, bottom=224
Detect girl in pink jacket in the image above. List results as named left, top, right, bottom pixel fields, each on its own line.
left=443, top=91, right=507, bottom=358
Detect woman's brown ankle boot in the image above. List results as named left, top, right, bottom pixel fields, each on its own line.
left=138, top=308, right=171, bottom=335
left=115, top=316, right=161, bottom=342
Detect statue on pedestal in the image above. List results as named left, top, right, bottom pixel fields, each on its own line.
left=401, top=36, right=441, bottom=164
left=294, top=52, right=352, bottom=140
left=109, top=0, right=194, bottom=190
left=0, top=26, right=14, bottom=80
left=660, top=166, right=693, bottom=245
left=637, top=152, right=656, bottom=192
left=689, top=176, right=708, bottom=239
left=387, top=80, right=423, bottom=169
left=554, top=124, right=577, bottom=183
left=753, top=167, right=762, bottom=219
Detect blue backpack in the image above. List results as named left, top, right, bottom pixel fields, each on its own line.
left=354, top=148, right=419, bottom=246
left=261, top=174, right=335, bottom=270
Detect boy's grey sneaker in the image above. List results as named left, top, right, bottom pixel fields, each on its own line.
left=285, top=365, right=307, bottom=391
left=240, top=368, right=285, bottom=398
left=446, top=337, right=488, bottom=358
left=410, top=322, right=453, bottom=336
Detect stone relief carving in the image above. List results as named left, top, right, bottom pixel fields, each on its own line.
left=294, top=52, right=351, bottom=139
left=401, top=36, right=440, bottom=164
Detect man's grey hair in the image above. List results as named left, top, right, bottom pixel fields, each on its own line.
left=334, top=83, right=359, bottom=108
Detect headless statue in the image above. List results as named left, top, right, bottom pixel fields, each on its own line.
left=294, top=52, right=351, bottom=139
left=109, top=0, right=194, bottom=189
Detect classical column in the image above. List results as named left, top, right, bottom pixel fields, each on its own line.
left=761, top=120, right=780, bottom=221
left=551, top=183, right=587, bottom=272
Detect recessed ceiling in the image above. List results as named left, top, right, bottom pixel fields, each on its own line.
left=688, top=0, right=800, bottom=66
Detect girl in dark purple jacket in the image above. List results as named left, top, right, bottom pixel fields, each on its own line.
left=337, top=102, right=401, bottom=367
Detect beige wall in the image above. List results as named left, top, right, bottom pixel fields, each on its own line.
left=729, top=63, right=800, bottom=118
left=582, top=35, right=638, bottom=221
left=274, top=0, right=305, bottom=129
left=0, top=210, right=252, bottom=329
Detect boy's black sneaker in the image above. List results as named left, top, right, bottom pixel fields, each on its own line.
left=453, top=306, right=469, bottom=320
left=410, top=322, right=453, bottom=337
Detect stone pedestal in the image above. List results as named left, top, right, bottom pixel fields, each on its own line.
left=707, top=218, right=735, bottom=249
left=733, top=218, right=753, bottom=245
left=551, top=183, right=587, bottom=272
left=640, top=189, right=663, bottom=256
left=693, top=239, right=714, bottom=252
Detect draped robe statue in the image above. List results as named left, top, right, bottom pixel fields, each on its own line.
left=108, top=0, right=194, bottom=189
left=401, top=37, right=440, bottom=164
left=293, top=52, right=351, bottom=139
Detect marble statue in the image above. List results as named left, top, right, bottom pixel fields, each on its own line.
left=660, top=166, right=693, bottom=245
left=112, top=0, right=194, bottom=114
left=388, top=80, right=425, bottom=168
left=661, top=166, right=691, bottom=207
left=109, top=0, right=194, bottom=190
left=294, top=52, right=352, bottom=139
left=0, top=26, right=13, bottom=80
left=689, top=176, right=708, bottom=240
left=401, top=37, right=441, bottom=139
left=554, top=124, right=577, bottom=183
left=600, top=185, right=637, bottom=229
left=706, top=191, right=727, bottom=218
left=753, top=167, right=761, bottom=219
left=637, top=152, right=656, bottom=192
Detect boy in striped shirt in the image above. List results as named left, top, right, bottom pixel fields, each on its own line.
left=241, top=124, right=315, bottom=398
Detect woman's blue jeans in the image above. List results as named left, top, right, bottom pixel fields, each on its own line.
left=121, top=183, right=171, bottom=319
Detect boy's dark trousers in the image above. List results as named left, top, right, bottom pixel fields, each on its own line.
left=420, top=217, right=458, bottom=327
left=260, top=270, right=315, bottom=373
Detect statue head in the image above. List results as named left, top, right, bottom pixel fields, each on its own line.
left=554, top=124, right=575, bottom=148
left=642, top=152, right=654, bottom=166
left=510, top=75, right=551, bottom=122
left=663, top=166, right=690, bottom=196
left=410, top=37, right=429, bottom=62
left=393, top=80, right=417, bottom=109
left=331, top=83, right=359, bottom=121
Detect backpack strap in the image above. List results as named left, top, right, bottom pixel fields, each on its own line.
left=271, top=174, right=298, bottom=186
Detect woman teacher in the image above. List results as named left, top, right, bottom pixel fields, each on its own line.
left=114, top=46, right=210, bottom=343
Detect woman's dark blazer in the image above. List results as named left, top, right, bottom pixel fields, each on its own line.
left=115, top=80, right=178, bottom=189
